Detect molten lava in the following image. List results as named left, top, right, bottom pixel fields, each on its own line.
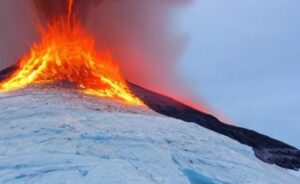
left=0, top=0, right=143, bottom=106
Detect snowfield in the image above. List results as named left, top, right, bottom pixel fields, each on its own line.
left=0, top=87, right=299, bottom=184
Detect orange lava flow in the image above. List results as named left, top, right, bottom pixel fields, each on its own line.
left=0, top=2, right=143, bottom=106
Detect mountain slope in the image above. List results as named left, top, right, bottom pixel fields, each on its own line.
left=129, top=83, right=300, bottom=170
left=0, top=66, right=300, bottom=171
left=0, top=87, right=299, bottom=184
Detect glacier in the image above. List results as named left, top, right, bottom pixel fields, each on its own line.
left=0, top=86, right=299, bottom=184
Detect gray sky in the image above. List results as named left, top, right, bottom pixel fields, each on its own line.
left=175, top=0, right=300, bottom=147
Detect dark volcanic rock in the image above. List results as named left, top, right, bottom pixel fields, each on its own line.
left=128, top=83, right=300, bottom=170
left=0, top=65, right=17, bottom=82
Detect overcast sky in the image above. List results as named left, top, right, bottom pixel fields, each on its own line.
left=175, top=0, right=300, bottom=147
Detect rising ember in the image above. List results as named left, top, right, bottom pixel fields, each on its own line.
left=0, top=0, right=143, bottom=106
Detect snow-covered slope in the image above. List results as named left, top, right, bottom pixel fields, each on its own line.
left=0, top=87, right=299, bottom=184
left=129, top=83, right=300, bottom=170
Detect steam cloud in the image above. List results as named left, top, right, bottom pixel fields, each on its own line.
left=0, top=0, right=207, bottom=111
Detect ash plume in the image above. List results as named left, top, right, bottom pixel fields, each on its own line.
left=0, top=0, right=206, bottom=111
left=85, top=0, right=200, bottom=108
left=0, top=0, right=38, bottom=71
left=82, top=0, right=204, bottom=110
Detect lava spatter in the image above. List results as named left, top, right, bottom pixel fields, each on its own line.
left=0, top=0, right=143, bottom=106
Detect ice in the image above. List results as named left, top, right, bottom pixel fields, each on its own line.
left=0, top=88, right=298, bottom=183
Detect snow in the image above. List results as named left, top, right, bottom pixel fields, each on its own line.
left=0, top=87, right=299, bottom=184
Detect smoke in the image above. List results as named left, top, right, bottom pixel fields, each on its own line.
left=0, top=0, right=38, bottom=70
left=0, top=0, right=207, bottom=111
left=83, top=0, right=206, bottom=111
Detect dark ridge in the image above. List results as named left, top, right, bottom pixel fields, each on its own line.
left=128, top=82, right=300, bottom=170
left=0, top=65, right=17, bottom=82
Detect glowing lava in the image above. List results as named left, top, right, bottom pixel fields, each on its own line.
left=0, top=0, right=143, bottom=106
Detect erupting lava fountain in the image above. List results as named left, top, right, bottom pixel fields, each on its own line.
left=0, top=0, right=299, bottom=183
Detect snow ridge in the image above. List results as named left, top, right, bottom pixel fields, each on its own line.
left=0, top=88, right=298, bottom=183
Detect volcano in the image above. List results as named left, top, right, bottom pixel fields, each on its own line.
left=0, top=0, right=299, bottom=183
